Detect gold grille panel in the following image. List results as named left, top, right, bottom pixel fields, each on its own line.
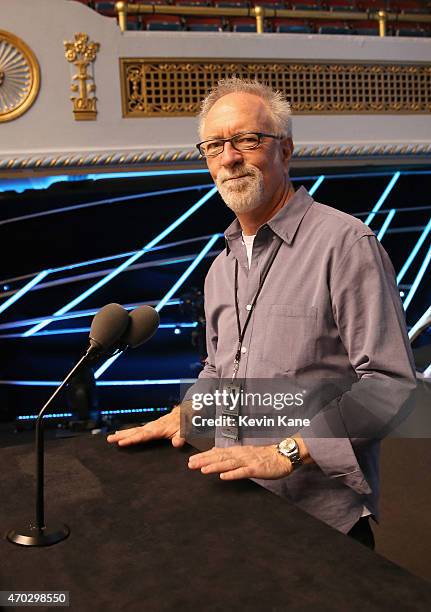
left=120, top=59, right=431, bottom=117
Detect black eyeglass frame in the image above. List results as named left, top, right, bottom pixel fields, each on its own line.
left=196, top=131, right=283, bottom=158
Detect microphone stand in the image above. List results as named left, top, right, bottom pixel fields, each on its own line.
left=7, top=351, right=92, bottom=546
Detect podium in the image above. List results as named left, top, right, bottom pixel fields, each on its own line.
left=1, top=433, right=430, bottom=611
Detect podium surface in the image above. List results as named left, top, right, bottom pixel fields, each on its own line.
left=1, top=433, right=430, bottom=611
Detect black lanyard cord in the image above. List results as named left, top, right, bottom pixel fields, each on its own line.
left=232, top=237, right=283, bottom=377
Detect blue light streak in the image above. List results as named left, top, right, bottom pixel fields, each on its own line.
left=397, top=218, right=431, bottom=284
left=0, top=184, right=214, bottom=226
left=0, top=379, right=197, bottom=387
left=23, top=255, right=209, bottom=297
left=1, top=322, right=197, bottom=339
left=0, top=270, right=51, bottom=316
left=0, top=381, right=61, bottom=386
left=16, top=408, right=169, bottom=419
left=3, top=169, right=430, bottom=196
left=155, top=234, right=221, bottom=313
left=6, top=168, right=431, bottom=195
left=93, top=353, right=126, bottom=378
left=408, top=305, right=431, bottom=341
left=17, top=413, right=73, bottom=420
left=160, top=322, right=198, bottom=329
left=308, top=175, right=325, bottom=196
left=403, top=244, right=431, bottom=311
left=23, top=186, right=218, bottom=337
left=100, top=407, right=169, bottom=415
left=0, top=299, right=181, bottom=332
left=365, top=172, right=400, bottom=226
left=3, top=250, right=221, bottom=308
left=93, top=233, right=221, bottom=379
left=0, top=321, right=198, bottom=339
left=0, top=235, right=219, bottom=290
left=48, top=235, right=212, bottom=274
left=0, top=169, right=210, bottom=194
left=376, top=209, right=396, bottom=242
left=96, top=379, right=197, bottom=386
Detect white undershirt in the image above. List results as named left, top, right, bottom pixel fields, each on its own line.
left=242, top=232, right=256, bottom=268
left=241, top=233, right=371, bottom=519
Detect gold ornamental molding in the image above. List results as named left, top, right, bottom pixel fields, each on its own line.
left=1, top=143, right=431, bottom=173
left=0, top=30, right=40, bottom=123
left=64, top=33, right=100, bottom=121
left=119, top=59, right=431, bottom=117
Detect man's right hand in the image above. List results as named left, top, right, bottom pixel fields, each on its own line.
left=106, top=405, right=184, bottom=448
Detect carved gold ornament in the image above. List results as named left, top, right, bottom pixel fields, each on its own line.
left=120, top=59, right=431, bottom=117
left=64, top=33, right=100, bottom=121
left=0, top=30, right=40, bottom=123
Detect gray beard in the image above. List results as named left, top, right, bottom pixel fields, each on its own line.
left=216, top=169, right=265, bottom=214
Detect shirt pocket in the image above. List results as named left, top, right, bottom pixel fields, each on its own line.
left=261, top=304, right=317, bottom=373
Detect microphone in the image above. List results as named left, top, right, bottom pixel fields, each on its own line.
left=87, top=303, right=130, bottom=357
left=121, top=305, right=160, bottom=349
left=6, top=303, right=131, bottom=547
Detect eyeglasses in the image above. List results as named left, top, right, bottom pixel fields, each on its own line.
left=196, top=132, right=282, bottom=158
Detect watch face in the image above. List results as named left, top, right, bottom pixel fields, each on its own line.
left=280, top=438, right=296, bottom=453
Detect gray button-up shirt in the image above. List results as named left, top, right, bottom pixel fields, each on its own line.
left=192, top=186, right=416, bottom=534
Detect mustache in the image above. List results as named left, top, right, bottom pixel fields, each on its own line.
left=218, top=167, right=258, bottom=184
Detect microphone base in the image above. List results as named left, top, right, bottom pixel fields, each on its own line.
left=6, top=523, right=70, bottom=547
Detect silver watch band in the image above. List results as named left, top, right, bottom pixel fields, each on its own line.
left=276, top=438, right=303, bottom=469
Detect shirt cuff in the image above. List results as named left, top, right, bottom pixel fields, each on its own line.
left=300, top=405, right=372, bottom=495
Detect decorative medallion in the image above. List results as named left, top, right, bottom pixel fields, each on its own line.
left=0, top=30, right=40, bottom=123
left=64, top=33, right=100, bottom=121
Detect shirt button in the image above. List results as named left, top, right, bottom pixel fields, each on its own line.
left=241, top=346, right=247, bottom=354
left=246, top=304, right=252, bottom=311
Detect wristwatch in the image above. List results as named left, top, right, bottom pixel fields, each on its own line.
left=276, top=437, right=303, bottom=470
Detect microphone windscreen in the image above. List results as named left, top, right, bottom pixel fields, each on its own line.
left=89, top=303, right=130, bottom=351
left=122, top=305, right=160, bottom=348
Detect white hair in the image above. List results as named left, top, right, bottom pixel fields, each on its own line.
left=198, top=77, right=292, bottom=140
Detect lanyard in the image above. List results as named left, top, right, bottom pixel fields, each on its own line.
left=232, top=236, right=283, bottom=379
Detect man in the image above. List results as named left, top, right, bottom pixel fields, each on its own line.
left=108, top=78, right=416, bottom=549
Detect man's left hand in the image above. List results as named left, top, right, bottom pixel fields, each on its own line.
left=188, top=445, right=293, bottom=480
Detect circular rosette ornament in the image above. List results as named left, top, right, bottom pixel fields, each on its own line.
left=0, top=30, right=40, bottom=123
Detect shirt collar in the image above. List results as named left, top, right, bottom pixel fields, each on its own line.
left=224, top=185, right=314, bottom=255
